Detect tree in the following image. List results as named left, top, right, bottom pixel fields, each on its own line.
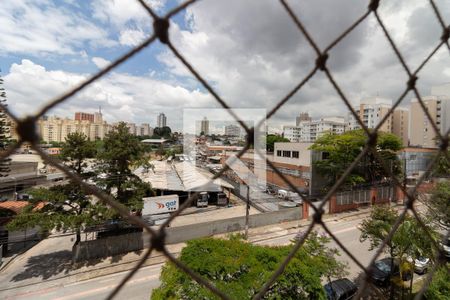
left=153, top=126, right=172, bottom=139
left=7, top=184, right=111, bottom=243
left=359, top=205, right=438, bottom=297
left=96, top=122, right=152, bottom=212
left=152, top=233, right=347, bottom=300
left=425, top=264, right=450, bottom=300
left=423, top=181, right=450, bottom=230
left=60, top=132, right=96, bottom=176
left=431, top=153, right=450, bottom=178
left=266, top=134, right=289, bottom=152
left=310, top=130, right=403, bottom=190
left=0, top=71, right=12, bottom=177
left=7, top=133, right=106, bottom=244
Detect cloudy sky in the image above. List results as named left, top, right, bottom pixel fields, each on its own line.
left=1, top=0, right=449, bottom=131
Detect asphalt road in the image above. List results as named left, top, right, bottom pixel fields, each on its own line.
left=1, top=263, right=163, bottom=300
left=0, top=214, right=424, bottom=300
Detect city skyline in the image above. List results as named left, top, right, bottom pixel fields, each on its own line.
left=1, top=1, right=449, bottom=131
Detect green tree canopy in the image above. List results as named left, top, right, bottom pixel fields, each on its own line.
left=266, top=134, right=289, bottom=152
left=96, top=122, right=152, bottom=211
left=359, top=205, right=438, bottom=296
left=424, top=181, right=450, bottom=230
left=7, top=132, right=107, bottom=243
left=310, top=130, right=403, bottom=190
left=60, top=132, right=96, bottom=177
left=425, top=264, right=450, bottom=300
left=153, top=126, right=172, bottom=139
left=152, top=233, right=347, bottom=300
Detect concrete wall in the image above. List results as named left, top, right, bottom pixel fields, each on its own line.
left=73, top=232, right=143, bottom=262
left=161, top=207, right=302, bottom=245
left=73, top=208, right=303, bottom=261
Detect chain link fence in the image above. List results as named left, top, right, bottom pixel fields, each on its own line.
left=1, top=0, right=449, bottom=299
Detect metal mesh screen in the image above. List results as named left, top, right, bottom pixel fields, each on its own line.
left=0, top=0, right=449, bottom=299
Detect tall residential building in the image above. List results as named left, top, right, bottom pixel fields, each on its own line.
left=37, top=112, right=111, bottom=142
left=200, top=117, right=209, bottom=135
left=283, top=117, right=346, bottom=142
left=126, top=123, right=137, bottom=135
left=296, top=112, right=312, bottom=126
left=157, top=113, right=167, bottom=128
left=409, top=84, right=450, bottom=148
left=225, top=124, right=241, bottom=137
left=392, top=107, right=409, bottom=146
left=75, top=112, right=94, bottom=122
left=348, top=97, right=393, bottom=132
left=138, top=123, right=152, bottom=136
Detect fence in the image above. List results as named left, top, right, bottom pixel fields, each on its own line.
left=1, top=0, right=449, bottom=299
left=330, top=185, right=396, bottom=214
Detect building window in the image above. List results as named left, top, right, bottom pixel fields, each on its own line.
left=277, top=150, right=281, bottom=157
left=322, top=152, right=330, bottom=160
left=282, top=151, right=291, bottom=157
left=292, top=151, right=299, bottom=158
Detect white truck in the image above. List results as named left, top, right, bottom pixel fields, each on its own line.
left=142, top=195, right=179, bottom=215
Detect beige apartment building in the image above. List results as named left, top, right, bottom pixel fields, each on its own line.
left=348, top=97, right=410, bottom=146
left=392, top=107, right=409, bottom=146
left=409, top=95, right=450, bottom=148
left=37, top=112, right=112, bottom=142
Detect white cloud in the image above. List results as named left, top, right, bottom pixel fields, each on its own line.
left=119, top=29, right=146, bottom=46
left=0, top=0, right=116, bottom=57
left=3, top=59, right=213, bottom=129
left=92, top=0, right=165, bottom=29
left=157, top=0, right=450, bottom=128
left=92, top=56, right=111, bottom=68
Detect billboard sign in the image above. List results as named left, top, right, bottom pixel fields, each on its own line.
left=143, top=195, right=179, bottom=215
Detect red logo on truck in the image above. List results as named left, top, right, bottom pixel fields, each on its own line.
left=156, top=202, right=165, bottom=209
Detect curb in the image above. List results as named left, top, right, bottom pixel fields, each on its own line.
left=0, top=251, right=180, bottom=292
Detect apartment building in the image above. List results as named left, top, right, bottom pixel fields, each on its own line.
left=200, top=117, right=209, bottom=135
left=225, top=124, right=241, bottom=137
left=37, top=112, right=111, bottom=142
left=348, top=97, right=410, bottom=145
left=157, top=113, right=167, bottom=128
left=392, top=107, right=409, bottom=146
left=283, top=117, right=346, bottom=142
left=409, top=95, right=450, bottom=148
left=348, top=97, right=393, bottom=132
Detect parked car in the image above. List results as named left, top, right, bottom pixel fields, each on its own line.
left=323, top=278, right=358, bottom=300
left=407, top=256, right=431, bottom=274
left=369, top=258, right=411, bottom=286
left=441, top=237, right=450, bottom=260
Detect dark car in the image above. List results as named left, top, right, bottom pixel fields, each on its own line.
left=324, top=278, right=357, bottom=300
left=369, top=258, right=411, bottom=286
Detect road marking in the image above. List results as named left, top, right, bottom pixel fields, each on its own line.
left=53, top=274, right=159, bottom=300
left=4, top=286, right=59, bottom=299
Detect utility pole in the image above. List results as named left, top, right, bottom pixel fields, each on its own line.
left=244, top=183, right=250, bottom=240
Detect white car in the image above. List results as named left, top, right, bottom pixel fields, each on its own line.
left=407, top=257, right=430, bottom=274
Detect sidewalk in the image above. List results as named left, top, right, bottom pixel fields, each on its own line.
left=0, top=204, right=383, bottom=291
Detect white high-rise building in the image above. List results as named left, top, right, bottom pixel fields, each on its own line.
left=225, top=124, right=241, bottom=137
left=157, top=113, right=167, bottom=128
left=283, top=117, right=346, bottom=142
left=200, top=117, right=209, bottom=135
left=348, top=97, right=393, bottom=131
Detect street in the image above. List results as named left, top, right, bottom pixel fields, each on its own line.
left=1, top=263, right=163, bottom=300
left=0, top=211, right=425, bottom=300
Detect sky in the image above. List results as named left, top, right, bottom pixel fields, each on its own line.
left=0, top=0, right=449, bottom=132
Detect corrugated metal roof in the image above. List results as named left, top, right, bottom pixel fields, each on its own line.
left=135, top=161, right=234, bottom=192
